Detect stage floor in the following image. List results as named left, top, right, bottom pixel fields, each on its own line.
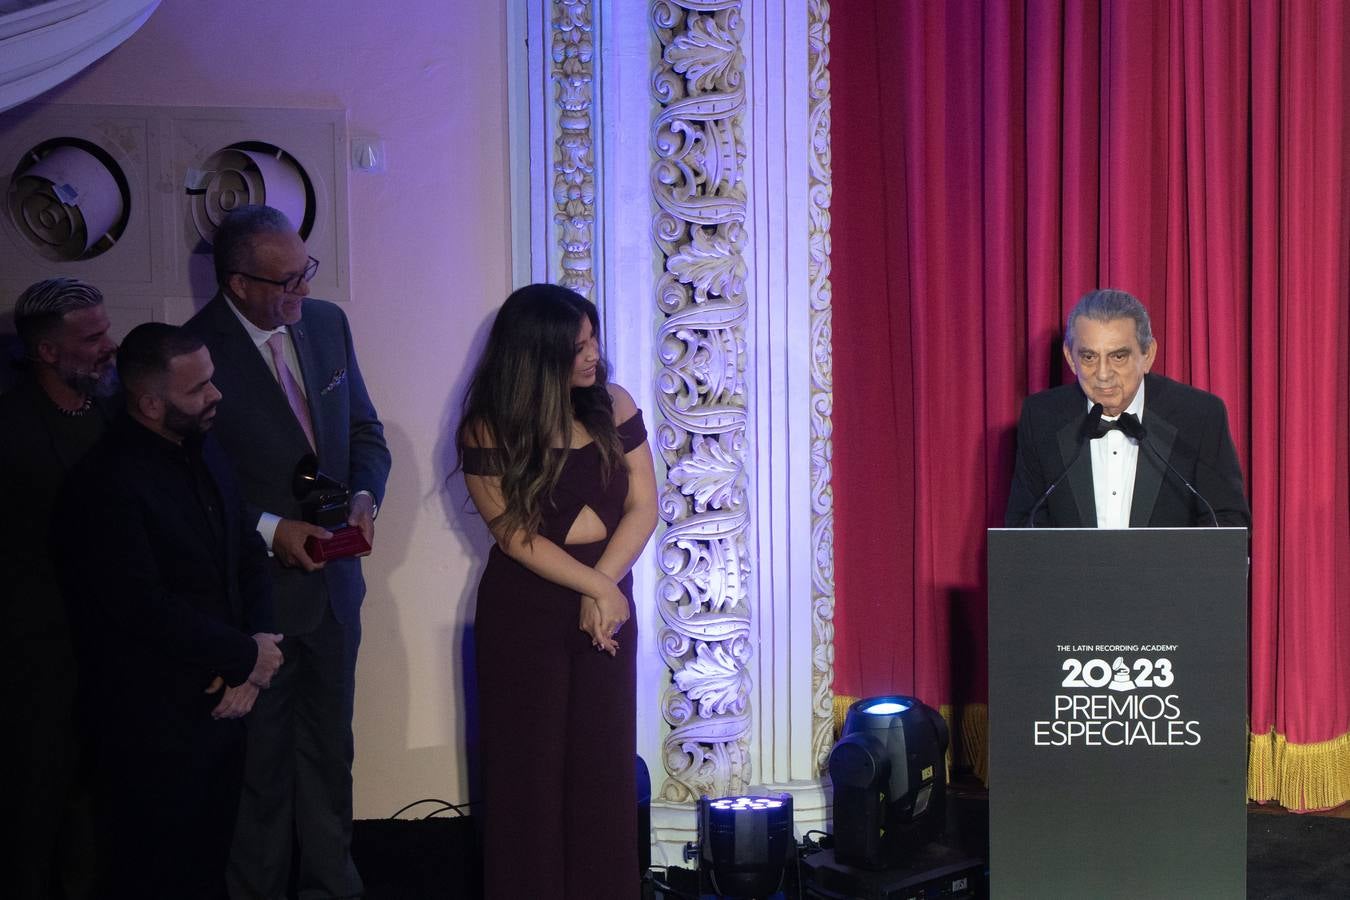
left=349, top=791, right=1350, bottom=899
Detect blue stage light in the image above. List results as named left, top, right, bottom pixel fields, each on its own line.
left=829, top=694, right=949, bottom=868
left=696, top=792, right=794, bottom=899
left=709, top=796, right=786, bottom=811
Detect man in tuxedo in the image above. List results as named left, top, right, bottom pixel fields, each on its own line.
left=57, top=323, right=282, bottom=899
left=184, top=205, right=390, bottom=899
left=1, top=278, right=118, bottom=899
left=1006, top=289, right=1250, bottom=528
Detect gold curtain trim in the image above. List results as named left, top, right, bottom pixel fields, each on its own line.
left=831, top=694, right=856, bottom=737
left=1248, top=727, right=1350, bottom=811
left=954, top=703, right=988, bottom=786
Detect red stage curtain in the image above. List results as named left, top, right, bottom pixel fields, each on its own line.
left=831, top=0, right=1350, bottom=807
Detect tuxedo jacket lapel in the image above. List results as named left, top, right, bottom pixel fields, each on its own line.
left=203, top=299, right=274, bottom=394
left=1058, top=414, right=1097, bottom=527
left=1129, top=410, right=1177, bottom=527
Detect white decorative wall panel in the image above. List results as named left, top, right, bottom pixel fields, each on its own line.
left=0, top=108, right=157, bottom=297
left=0, top=104, right=350, bottom=331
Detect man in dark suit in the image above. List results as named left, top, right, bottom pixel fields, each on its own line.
left=1006, top=289, right=1250, bottom=528
left=1, top=277, right=118, bottom=900
left=184, top=205, right=391, bottom=899
left=57, top=323, right=282, bottom=899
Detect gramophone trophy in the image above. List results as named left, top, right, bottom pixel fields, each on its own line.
left=291, top=454, right=371, bottom=562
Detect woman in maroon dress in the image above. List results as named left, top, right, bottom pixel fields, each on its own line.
left=457, top=283, right=658, bottom=899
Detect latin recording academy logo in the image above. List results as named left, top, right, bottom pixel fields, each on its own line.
left=1033, top=644, right=1202, bottom=747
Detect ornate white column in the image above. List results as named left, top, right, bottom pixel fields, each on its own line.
left=805, top=0, right=835, bottom=776
left=741, top=0, right=832, bottom=819
left=644, top=0, right=833, bottom=862
left=509, top=0, right=600, bottom=299
left=649, top=0, right=753, bottom=805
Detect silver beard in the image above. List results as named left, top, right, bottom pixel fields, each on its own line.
left=63, top=363, right=120, bottom=398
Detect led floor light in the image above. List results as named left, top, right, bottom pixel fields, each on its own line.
left=829, top=695, right=949, bottom=868
left=695, top=793, right=794, bottom=899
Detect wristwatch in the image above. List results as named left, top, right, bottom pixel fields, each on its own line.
left=354, top=489, right=379, bottom=520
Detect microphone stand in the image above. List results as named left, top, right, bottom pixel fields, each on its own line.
left=1117, top=415, right=1219, bottom=527
left=1024, top=403, right=1104, bottom=527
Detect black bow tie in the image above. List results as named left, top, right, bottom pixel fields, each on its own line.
left=1093, top=412, right=1140, bottom=439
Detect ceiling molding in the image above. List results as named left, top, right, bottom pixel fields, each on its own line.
left=1, top=0, right=161, bottom=114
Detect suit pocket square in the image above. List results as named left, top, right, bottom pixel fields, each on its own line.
left=320, top=369, right=347, bottom=396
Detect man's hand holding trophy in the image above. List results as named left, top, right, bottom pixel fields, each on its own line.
left=292, top=454, right=372, bottom=562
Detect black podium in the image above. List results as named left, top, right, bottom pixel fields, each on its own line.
left=987, top=527, right=1248, bottom=899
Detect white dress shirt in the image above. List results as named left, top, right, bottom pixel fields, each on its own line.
left=1090, top=381, right=1145, bottom=529
left=224, top=298, right=308, bottom=398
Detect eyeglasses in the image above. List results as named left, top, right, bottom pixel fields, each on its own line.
left=232, top=256, right=320, bottom=293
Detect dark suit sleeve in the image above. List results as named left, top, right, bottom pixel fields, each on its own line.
left=1195, top=398, right=1251, bottom=528
left=60, top=476, right=258, bottom=686
left=240, top=528, right=274, bottom=634
left=337, top=309, right=391, bottom=503
left=208, top=436, right=275, bottom=636
left=1006, top=403, right=1049, bottom=527
left=239, top=509, right=275, bottom=637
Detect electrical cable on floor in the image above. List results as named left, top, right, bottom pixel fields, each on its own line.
left=643, top=866, right=700, bottom=900
left=387, top=798, right=471, bottom=819
left=425, top=801, right=472, bottom=818
left=802, top=829, right=832, bottom=848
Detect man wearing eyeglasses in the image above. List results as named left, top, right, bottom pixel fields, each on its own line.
left=185, top=205, right=390, bottom=899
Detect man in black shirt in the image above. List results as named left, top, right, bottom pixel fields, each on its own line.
left=1, top=277, right=118, bottom=900
left=57, top=324, right=282, bottom=899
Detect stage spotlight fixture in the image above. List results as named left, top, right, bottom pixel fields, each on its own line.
left=695, top=793, right=794, bottom=899
left=829, top=695, right=949, bottom=868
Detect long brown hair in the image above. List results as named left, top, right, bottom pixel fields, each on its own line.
left=456, top=284, right=623, bottom=543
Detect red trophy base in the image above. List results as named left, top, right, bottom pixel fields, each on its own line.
left=305, top=526, right=371, bottom=562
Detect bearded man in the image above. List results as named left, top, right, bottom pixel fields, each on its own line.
left=55, top=323, right=281, bottom=899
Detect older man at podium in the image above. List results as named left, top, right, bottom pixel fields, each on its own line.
left=1006, top=289, right=1250, bottom=529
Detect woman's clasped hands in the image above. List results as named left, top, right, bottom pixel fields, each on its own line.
left=579, top=578, right=629, bottom=656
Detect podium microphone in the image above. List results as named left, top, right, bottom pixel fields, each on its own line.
left=1024, top=403, right=1104, bottom=527
left=1116, top=415, right=1219, bottom=527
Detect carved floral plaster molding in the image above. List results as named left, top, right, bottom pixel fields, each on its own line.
left=552, top=0, right=596, bottom=298
left=650, top=0, right=752, bottom=802
left=806, top=0, right=835, bottom=770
